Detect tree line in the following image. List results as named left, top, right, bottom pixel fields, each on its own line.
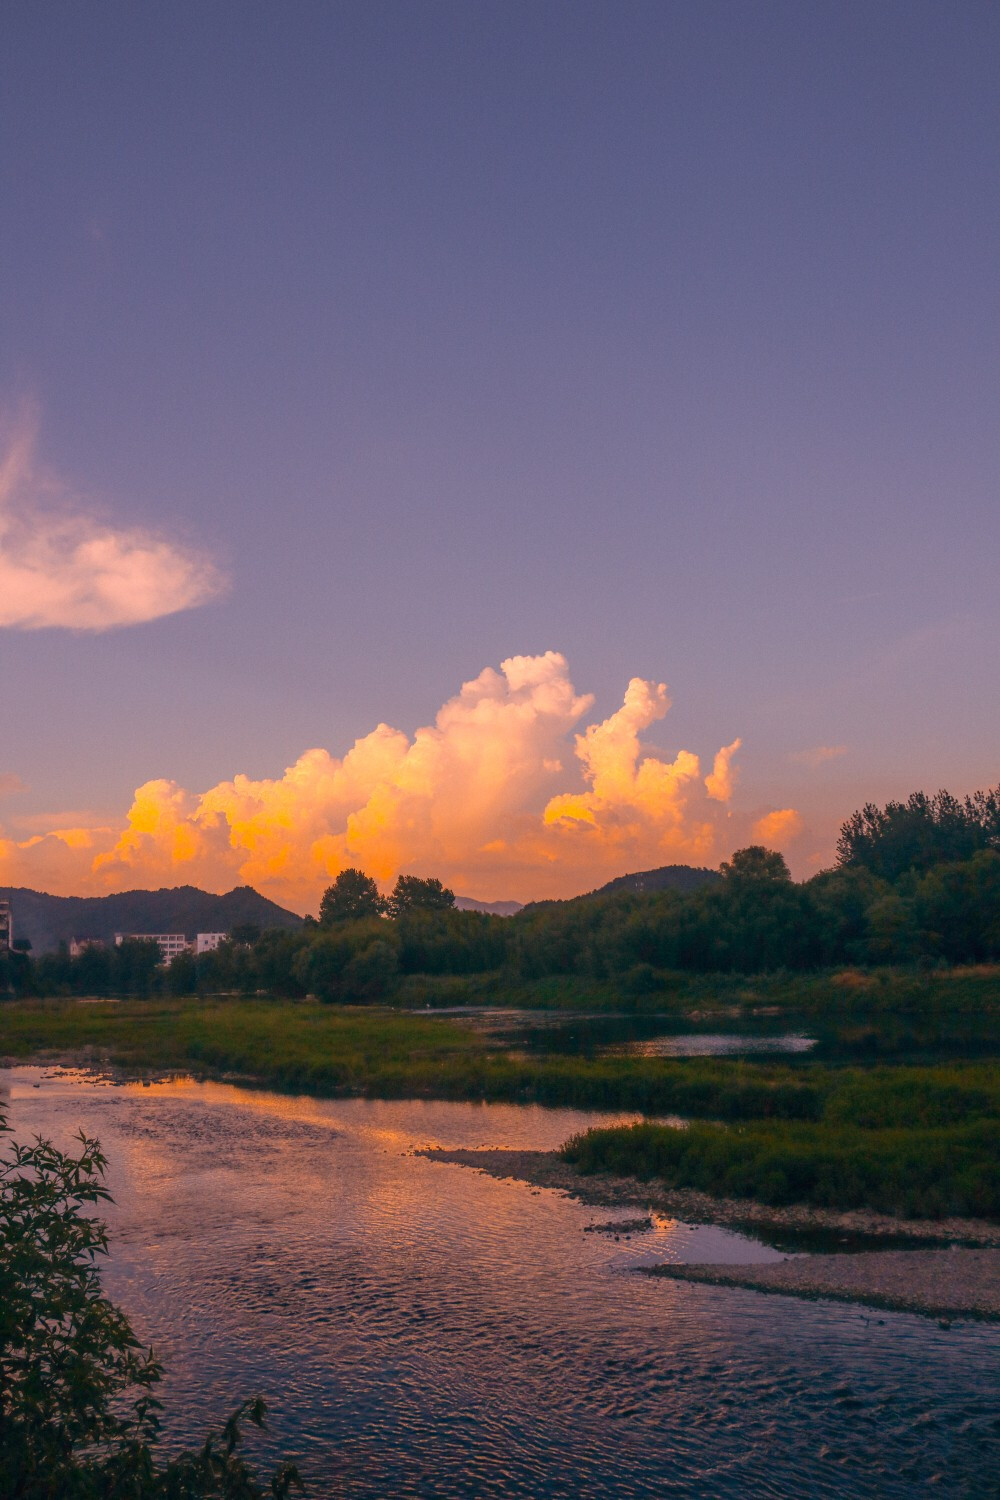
left=3, top=784, right=998, bottom=1000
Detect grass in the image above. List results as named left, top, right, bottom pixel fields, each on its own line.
left=561, top=1117, right=1000, bottom=1220
left=3, top=988, right=997, bottom=1221
left=0, top=995, right=822, bottom=1118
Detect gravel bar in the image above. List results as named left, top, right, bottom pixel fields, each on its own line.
left=420, top=1147, right=1000, bottom=1245
left=649, top=1249, right=1000, bottom=1320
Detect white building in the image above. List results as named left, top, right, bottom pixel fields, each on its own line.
left=195, top=932, right=229, bottom=954
left=115, top=932, right=189, bottom=965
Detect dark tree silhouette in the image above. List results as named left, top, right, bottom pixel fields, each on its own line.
left=386, top=875, right=455, bottom=918
left=319, top=869, right=385, bottom=924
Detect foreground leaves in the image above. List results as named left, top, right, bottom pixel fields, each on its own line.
left=0, top=1108, right=303, bottom=1498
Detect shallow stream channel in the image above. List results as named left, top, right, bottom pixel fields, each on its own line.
left=3, top=1066, right=998, bottom=1497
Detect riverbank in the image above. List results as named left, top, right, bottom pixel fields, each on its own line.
left=2, top=995, right=996, bottom=1227
left=420, top=1147, right=1000, bottom=1244
left=422, top=1147, right=1000, bottom=1319
left=647, top=1250, right=1000, bottom=1320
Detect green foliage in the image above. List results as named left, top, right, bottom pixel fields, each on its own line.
left=11, top=805, right=1000, bottom=1003
left=561, top=1116, right=1000, bottom=1220
left=386, top=875, right=455, bottom=918
left=719, top=846, right=792, bottom=884
left=0, top=1105, right=302, bottom=1497
left=318, top=869, right=385, bottom=924
left=837, top=785, right=1000, bottom=881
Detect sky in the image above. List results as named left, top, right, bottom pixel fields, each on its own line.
left=1, top=0, right=998, bottom=909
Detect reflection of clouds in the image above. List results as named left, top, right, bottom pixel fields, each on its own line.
left=6, top=1068, right=979, bottom=1497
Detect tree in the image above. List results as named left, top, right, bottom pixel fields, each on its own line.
left=836, top=786, right=1000, bottom=881
left=342, top=939, right=399, bottom=999
left=719, top=846, right=791, bottom=885
left=318, top=869, right=385, bottom=925
left=386, top=875, right=455, bottom=919
left=0, top=1106, right=302, bottom=1497
left=229, top=923, right=261, bottom=947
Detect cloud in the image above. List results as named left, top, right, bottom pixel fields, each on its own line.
left=0, top=774, right=27, bottom=798
left=752, top=808, right=804, bottom=847
left=0, top=410, right=225, bottom=630
left=705, top=738, right=742, bottom=801
left=0, top=653, right=804, bottom=906
left=790, top=745, right=848, bottom=769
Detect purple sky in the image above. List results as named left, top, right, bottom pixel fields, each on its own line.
left=1, top=1, right=998, bottom=897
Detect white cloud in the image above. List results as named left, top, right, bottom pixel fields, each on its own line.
left=0, top=410, right=226, bottom=630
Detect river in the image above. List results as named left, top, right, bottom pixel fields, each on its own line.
left=3, top=1066, right=997, bottom=1497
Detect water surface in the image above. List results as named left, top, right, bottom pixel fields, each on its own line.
left=3, top=1067, right=997, bottom=1498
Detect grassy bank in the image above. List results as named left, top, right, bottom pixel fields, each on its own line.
left=1, top=994, right=997, bottom=1116
left=3, top=994, right=997, bottom=1220
left=0, top=996, right=826, bottom=1118
left=562, top=1106, right=1000, bottom=1220
left=394, top=965, right=1000, bottom=1056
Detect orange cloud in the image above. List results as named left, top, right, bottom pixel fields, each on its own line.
left=0, top=654, right=803, bottom=906
left=752, top=808, right=805, bottom=847
left=0, top=409, right=225, bottom=630
left=704, top=738, right=742, bottom=802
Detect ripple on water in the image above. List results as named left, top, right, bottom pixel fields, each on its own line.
left=2, top=1066, right=998, bottom=1499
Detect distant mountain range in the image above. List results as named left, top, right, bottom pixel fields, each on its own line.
left=4, top=865, right=719, bottom=952
left=454, top=896, right=524, bottom=916
left=0, top=885, right=302, bottom=954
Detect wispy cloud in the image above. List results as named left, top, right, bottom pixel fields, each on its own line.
left=0, top=409, right=226, bottom=630
left=789, top=745, right=848, bottom=769
left=0, top=773, right=27, bottom=798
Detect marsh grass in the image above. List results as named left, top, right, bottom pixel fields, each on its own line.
left=561, top=1116, right=1000, bottom=1220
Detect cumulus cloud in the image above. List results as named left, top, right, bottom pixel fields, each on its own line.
left=752, top=808, right=804, bottom=847
left=705, top=738, right=742, bottom=802
left=0, top=411, right=225, bottom=630
left=0, top=653, right=804, bottom=906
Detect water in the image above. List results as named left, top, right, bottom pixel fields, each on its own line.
left=436, top=1007, right=818, bottom=1058
left=3, top=1066, right=998, bottom=1498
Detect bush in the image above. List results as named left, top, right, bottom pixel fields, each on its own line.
left=0, top=1104, right=302, bottom=1497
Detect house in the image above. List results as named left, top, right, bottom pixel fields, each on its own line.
left=195, top=932, right=229, bottom=954
left=114, top=932, right=189, bottom=965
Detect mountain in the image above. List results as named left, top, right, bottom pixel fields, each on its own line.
left=588, top=864, right=720, bottom=898
left=454, top=896, right=524, bottom=916
left=519, top=864, right=720, bottom=914
left=0, top=885, right=302, bottom=954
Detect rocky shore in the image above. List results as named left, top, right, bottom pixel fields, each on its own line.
left=422, top=1147, right=1000, bottom=1320
left=647, top=1250, right=1000, bottom=1320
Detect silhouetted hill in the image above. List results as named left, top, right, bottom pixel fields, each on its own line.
left=455, top=896, right=523, bottom=916
left=0, top=885, right=302, bottom=954
left=519, top=864, right=720, bottom=915
left=589, top=864, right=720, bottom=898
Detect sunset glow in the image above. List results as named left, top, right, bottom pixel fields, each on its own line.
left=1, top=653, right=800, bottom=908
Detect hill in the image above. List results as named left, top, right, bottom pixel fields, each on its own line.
left=589, top=864, right=720, bottom=898
left=455, top=896, right=524, bottom=916
left=519, top=864, right=720, bottom=915
left=0, top=885, right=302, bottom=954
